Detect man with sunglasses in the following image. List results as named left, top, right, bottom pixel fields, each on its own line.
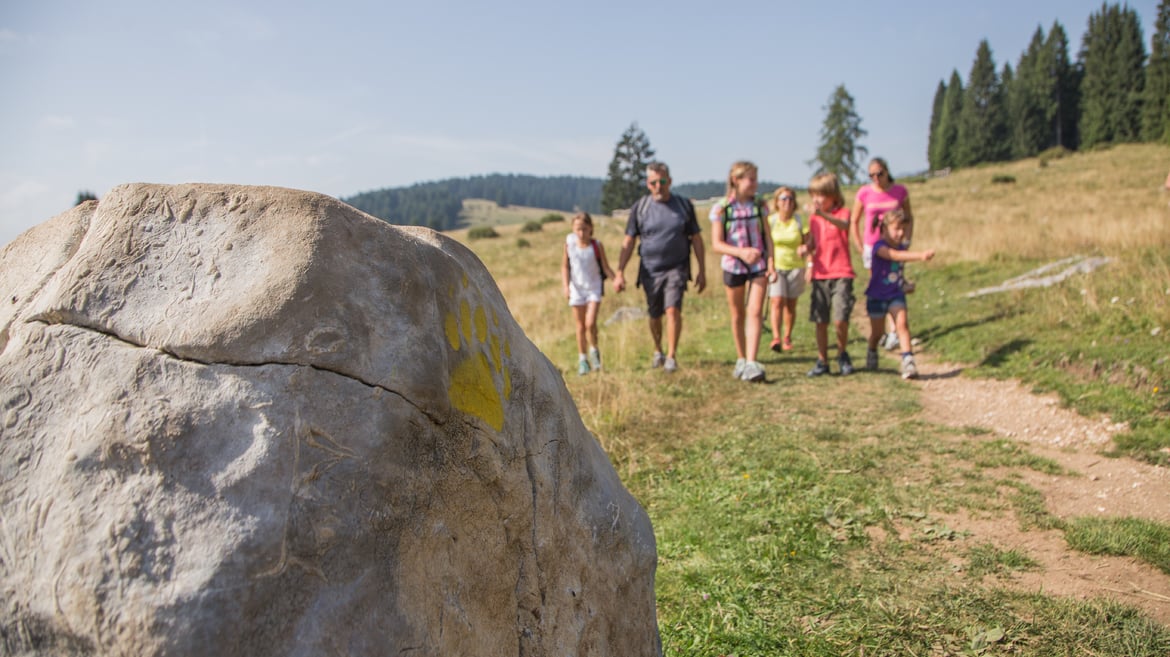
left=613, top=162, right=707, bottom=373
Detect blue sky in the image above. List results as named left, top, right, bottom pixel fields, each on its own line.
left=0, top=0, right=1160, bottom=245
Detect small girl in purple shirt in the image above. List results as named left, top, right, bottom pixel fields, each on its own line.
left=864, top=210, right=935, bottom=379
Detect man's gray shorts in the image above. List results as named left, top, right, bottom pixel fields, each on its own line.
left=641, top=268, right=688, bottom=319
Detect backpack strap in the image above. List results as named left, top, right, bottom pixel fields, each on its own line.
left=591, top=239, right=607, bottom=281
left=757, top=200, right=770, bottom=261
left=679, top=196, right=696, bottom=226
left=630, top=195, right=653, bottom=236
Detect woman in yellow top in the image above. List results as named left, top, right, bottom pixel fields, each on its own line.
left=767, top=186, right=811, bottom=352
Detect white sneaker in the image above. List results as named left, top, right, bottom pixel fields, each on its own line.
left=741, top=360, right=765, bottom=382
left=732, top=358, right=746, bottom=379
left=901, top=355, right=919, bottom=380
left=882, top=332, right=900, bottom=351
left=664, top=357, right=678, bottom=373
left=588, top=347, right=602, bottom=371
left=651, top=351, right=665, bottom=368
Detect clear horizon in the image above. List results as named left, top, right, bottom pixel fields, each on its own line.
left=1, top=0, right=1161, bottom=245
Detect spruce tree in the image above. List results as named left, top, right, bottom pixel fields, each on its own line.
left=1046, top=21, right=1080, bottom=150
left=926, top=79, right=947, bottom=168
left=1142, top=0, right=1170, bottom=143
left=1079, top=3, right=1147, bottom=148
left=1009, top=26, right=1051, bottom=158
left=810, top=84, right=868, bottom=184
left=600, top=123, right=655, bottom=215
left=956, top=40, right=1010, bottom=166
left=1000, top=62, right=1018, bottom=156
left=1114, top=5, right=1148, bottom=142
left=930, top=70, right=964, bottom=170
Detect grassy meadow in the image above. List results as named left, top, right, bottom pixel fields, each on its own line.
left=459, top=198, right=567, bottom=228
left=450, top=143, right=1170, bottom=655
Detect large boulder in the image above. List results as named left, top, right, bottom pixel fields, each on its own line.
left=0, top=184, right=660, bottom=656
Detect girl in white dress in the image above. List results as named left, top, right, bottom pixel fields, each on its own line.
left=561, top=212, right=616, bottom=375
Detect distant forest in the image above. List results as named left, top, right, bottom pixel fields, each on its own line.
left=341, top=175, right=782, bottom=230
left=927, top=2, right=1170, bottom=170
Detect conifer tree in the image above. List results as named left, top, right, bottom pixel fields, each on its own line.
left=1000, top=62, right=1017, bottom=154
left=956, top=40, right=1009, bottom=166
left=1000, top=63, right=1014, bottom=103
left=930, top=70, right=964, bottom=170
left=810, top=84, right=868, bottom=184
left=1045, top=21, right=1080, bottom=150
left=600, top=123, right=655, bottom=215
left=1079, top=3, right=1147, bottom=147
left=926, top=79, right=947, bottom=167
left=1142, top=0, right=1170, bottom=143
left=1009, top=26, right=1051, bottom=158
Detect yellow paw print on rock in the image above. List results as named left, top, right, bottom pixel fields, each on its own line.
left=444, top=274, right=512, bottom=431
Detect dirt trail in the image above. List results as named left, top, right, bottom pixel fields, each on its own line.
left=908, top=357, right=1170, bottom=625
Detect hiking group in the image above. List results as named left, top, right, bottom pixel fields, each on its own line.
left=561, top=158, right=934, bottom=382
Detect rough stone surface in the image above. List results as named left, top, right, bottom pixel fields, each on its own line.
left=0, top=183, right=660, bottom=656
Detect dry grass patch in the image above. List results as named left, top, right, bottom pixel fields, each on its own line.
left=908, top=143, right=1170, bottom=262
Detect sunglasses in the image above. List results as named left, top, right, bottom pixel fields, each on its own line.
left=777, top=195, right=794, bottom=201
left=648, top=179, right=670, bottom=187
left=869, top=171, right=886, bottom=179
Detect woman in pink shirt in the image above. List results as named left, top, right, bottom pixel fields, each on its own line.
left=851, top=157, right=914, bottom=269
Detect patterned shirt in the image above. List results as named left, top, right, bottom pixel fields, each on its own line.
left=709, top=197, right=768, bottom=275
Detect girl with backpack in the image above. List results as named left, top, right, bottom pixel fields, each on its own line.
left=562, top=212, right=616, bottom=375
left=710, top=161, right=774, bottom=383
left=766, top=186, right=811, bottom=353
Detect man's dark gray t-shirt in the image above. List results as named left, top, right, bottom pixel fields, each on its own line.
left=625, top=194, right=701, bottom=276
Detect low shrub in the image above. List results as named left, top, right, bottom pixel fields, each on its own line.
left=539, top=213, right=565, bottom=224
left=515, top=238, right=530, bottom=248
left=468, top=226, right=500, bottom=240
left=991, top=174, right=1016, bottom=184
left=1037, top=146, right=1072, bottom=162
left=520, top=221, right=543, bottom=233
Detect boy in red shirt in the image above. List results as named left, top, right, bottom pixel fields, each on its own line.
left=804, top=172, right=856, bottom=376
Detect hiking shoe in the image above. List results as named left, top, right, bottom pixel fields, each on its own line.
left=838, top=352, right=854, bottom=376
left=741, top=360, right=765, bottom=382
left=807, top=359, right=830, bottom=377
left=881, top=332, right=899, bottom=351
left=651, top=351, right=665, bottom=368
left=901, top=355, right=919, bottom=380
left=664, top=357, right=678, bottom=373
left=733, top=358, right=747, bottom=379
left=770, top=339, right=782, bottom=353
left=577, top=359, right=590, bottom=376
left=588, top=347, right=602, bottom=372
left=782, top=337, right=793, bottom=351
left=866, top=349, right=879, bottom=371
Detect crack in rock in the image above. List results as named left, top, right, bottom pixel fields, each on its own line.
left=26, top=315, right=443, bottom=425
